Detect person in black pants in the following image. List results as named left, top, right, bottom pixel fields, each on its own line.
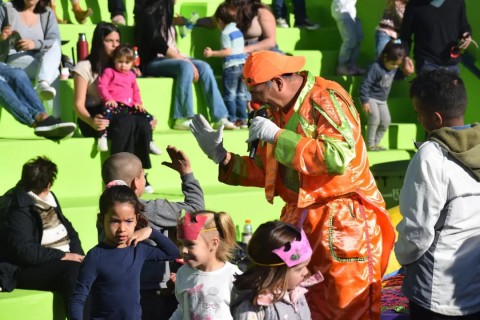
left=400, top=0, right=472, bottom=75
left=109, top=0, right=126, bottom=25
left=0, top=156, right=85, bottom=316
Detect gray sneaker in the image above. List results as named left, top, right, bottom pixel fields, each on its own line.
left=213, top=118, right=238, bottom=130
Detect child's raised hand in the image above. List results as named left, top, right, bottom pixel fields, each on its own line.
left=128, top=227, right=153, bottom=247
left=106, top=100, right=118, bottom=108
left=362, top=103, right=371, bottom=113
left=203, top=47, right=213, bottom=58
left=162, top=145, right=192, bottom=176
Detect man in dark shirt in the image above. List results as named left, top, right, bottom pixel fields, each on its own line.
left=400, top=0, right=472, bottom=74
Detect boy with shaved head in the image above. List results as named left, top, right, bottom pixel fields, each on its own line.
left=101, top=145, right=204, bottom=319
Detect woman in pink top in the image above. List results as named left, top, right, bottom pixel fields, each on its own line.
left=97, top=44, right=160, bottom=154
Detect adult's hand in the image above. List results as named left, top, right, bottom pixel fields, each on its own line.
left=459, top=32, right=472, bottom=50
left=62, top=253, right=84, bottom=262
left=189, top=114, right=228, bottom=164
left=402, top=57, right=415, bottom=76
left=16, top=39, right=35, bottom=51
left=189, top=61, right=199, bottom=83
left=150, top=117, right=157, bottom=130
left=1, top=25, right=12, bottom=40
left=91, top=114, right=109, bottom=131
left=162, top=145, right=192, bottom=176
left=246, top=116, right=281, bottom=144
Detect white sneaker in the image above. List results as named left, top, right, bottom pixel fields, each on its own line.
left=213, top=118, right=238, bottom=130
left=97, top=135, right=108, bottom=152
left=276, top=18, right=289, bottom=28
left=149, top=141, right=162, bottom=155
left=173, top=118, right=192, bottom=130
left=36, top=81, right=56, bottom=101
left=144, top=173, right=154, bottom=194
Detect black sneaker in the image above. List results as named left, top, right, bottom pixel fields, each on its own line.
left=34, top=116, right=76, bottom=141
left=294, top=19, right=320, bottom=30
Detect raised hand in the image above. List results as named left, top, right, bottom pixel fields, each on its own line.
left=189, top=114, right=228, bottom=164
left=161, top=145, right=192, bottom=176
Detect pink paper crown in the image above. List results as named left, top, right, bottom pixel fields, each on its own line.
left=177, top=212, right=208, bottom=241
left=272, top=229, right=312, bottom=267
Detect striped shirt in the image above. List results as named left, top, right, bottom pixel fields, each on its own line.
left=221, top=22, right=246, bottom=69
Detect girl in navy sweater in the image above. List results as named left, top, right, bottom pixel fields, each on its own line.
left=69, top=184, right=180, bottom=319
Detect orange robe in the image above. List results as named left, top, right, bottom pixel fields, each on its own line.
left=219, top=72, right=395, bottom=319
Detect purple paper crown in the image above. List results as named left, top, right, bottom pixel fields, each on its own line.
left=272, top=229, right=312, bottom=267
left=177, top=212, right=207, bottom=241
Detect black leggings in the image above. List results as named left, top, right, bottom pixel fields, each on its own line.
left=78, top=106, right=152, bottom=169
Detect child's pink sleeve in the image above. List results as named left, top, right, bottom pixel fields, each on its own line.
left=97, top=68, right=115, bottom=102
left=132, top=74, right=142, bottom=105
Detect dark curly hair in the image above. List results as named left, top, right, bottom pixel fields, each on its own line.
left=20, top=156, right=57, bottom=194
left=98, top=185, right=148, bottom=230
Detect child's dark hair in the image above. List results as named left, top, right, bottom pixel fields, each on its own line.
left=20, top=156, right=57, bottom=194
left=233, top=221, right=302, bottom=305
left=410, top=70, right=467, bottom=119
left=112, top=44, right=134, bottom=62
left=177, top=210, right=237, bottom=262
left=215, top=2, right=237, bottom=24
left=97, top=185, right=148, bottom=229
left=381, top=40, right=406, bottom=62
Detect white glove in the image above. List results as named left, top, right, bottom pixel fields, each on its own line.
left=189, top=114, right=228, bottom=164
left=246, top=116, right=281, bottom=144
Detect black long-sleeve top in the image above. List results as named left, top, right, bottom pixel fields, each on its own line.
left=400, top=0, right=471, bottom=66
left=134, top=0, right=171, bottom=70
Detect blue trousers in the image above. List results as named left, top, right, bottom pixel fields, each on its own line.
left=334, top=13, right=364, bottom=67
left=145, top=58, right=228, bottom=122
left=0, top=63, right=45, bottom=126
left=222, top=65, right=248, bottom=122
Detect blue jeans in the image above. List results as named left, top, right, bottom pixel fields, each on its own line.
left=375, top=30, right=392, bottom=58
left=272, top=0, right=307, bottom=23
left=334, top=13, right=363, bottom=67
left=145, top=58, right=228, bottom=121
left=416, top=60, right=460, bottom=75
left=222, top=65, right=248, bottom=122
left=0, top=63, right=46, bottom=126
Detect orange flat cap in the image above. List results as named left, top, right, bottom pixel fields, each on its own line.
left=243, top=50, right=306, bottom=86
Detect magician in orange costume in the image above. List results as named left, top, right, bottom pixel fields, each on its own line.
left=190, top=51, right=395, bottom=319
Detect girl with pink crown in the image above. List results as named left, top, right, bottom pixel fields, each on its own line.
left=230, top=221, right=323, bottom=320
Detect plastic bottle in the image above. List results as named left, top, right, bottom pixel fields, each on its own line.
left=242, top=219, right=253, bottom=244
left=76, top=33, right=89, bottom=62
left=133, top=46, right=140, bottom=68
left=179, top=12, right=199, bottom=38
